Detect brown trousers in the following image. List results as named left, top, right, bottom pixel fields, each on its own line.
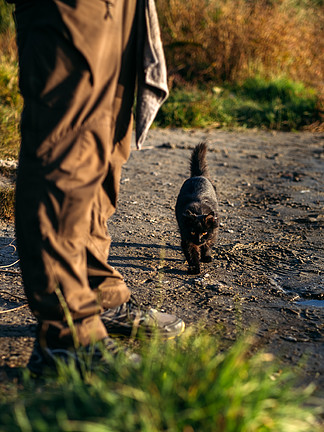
left=15, top=0, right=138, bottom=348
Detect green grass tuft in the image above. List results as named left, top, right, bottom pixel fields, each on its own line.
left=0, top=332, right=322, bottom=432
left=229, top=77, right=319, bottom=130
left=155, top=77, right=320, bottom=130
left=0, top=55, right=22, bottom=160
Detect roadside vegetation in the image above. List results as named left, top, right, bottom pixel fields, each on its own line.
left=0, top=332, right=322, bottom=432
left=155, top=77, right=319, bottom=130
left=0, top=0, right=20, bottom=160
left=0, top=1, right=20, bottom=220
left=156, top=0, right=323, bottom=131
left=158, top=0, right=323, bottom=89
left=0, top=1, right=323, bottom=429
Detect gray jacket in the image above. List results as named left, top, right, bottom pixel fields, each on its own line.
left=136, top=0, right=169, bottom=149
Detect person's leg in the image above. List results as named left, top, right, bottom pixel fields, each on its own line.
left=15, top=0, right=136, bottom=349
left=86, top=120, right=134, bottom=309
left=85, top=0, right=138, bottom=309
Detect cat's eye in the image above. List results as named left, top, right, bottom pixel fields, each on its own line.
left=202, top=232, right=208, bottom=236
left=191, top=232, right=195, bottom=236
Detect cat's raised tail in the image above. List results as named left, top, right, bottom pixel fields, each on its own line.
left=190, top=142, right=209, bottom=177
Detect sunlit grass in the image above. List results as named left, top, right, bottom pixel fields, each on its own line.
left=158, top=0, right=324, bottom=94
left=0, top=54, right=21, bottom=160
left=0, top=332, right=322, bottom=432
left=154, top=77, right=320, bottom=130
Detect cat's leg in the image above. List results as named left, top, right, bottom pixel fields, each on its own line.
left=181, top=240, right=200, bottom=274
left=201, top=244, right=213, bottom=262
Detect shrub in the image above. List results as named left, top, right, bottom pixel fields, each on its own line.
left=157, top=0, right=324, bottom=94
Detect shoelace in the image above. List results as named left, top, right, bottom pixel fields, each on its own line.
left=113, top=295, right=140, bottom=317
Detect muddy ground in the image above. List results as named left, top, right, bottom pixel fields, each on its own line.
left=0, top=128, right=323, bottom=397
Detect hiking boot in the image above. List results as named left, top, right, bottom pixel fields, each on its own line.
left=27, top=337, right=140, bottom=378
left=100, top=295, right=185, bottom=339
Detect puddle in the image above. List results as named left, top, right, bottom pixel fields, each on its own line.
left=296, top=299, right=324, bottom=308
left=270, top=277, right=324, bottom=308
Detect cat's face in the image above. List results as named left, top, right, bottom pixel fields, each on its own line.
left=183, top=211, right=217, bottom=245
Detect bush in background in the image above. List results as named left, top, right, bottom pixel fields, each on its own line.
left=158, top=0, right=324, bottom=95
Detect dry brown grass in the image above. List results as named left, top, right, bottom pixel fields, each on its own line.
left=0, top=29, right=16, bottom=58
left=0, top=186, right=15, bottom=220
left=158, top=0, right=324, bottom=94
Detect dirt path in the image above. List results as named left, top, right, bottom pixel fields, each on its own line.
left=0, top=129, right=323, bottom=395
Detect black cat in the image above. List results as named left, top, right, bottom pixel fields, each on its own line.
left=175, top=142, right=219, bottom=274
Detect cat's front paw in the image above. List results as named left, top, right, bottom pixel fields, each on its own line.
left=201, top=256, right=212, bottom=263
left=188, top=265, right=200, bottom=275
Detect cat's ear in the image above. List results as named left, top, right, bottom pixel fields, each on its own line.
left=184, top=209, right=194, bottom=219
left=205, top=212, right=216, bottom=224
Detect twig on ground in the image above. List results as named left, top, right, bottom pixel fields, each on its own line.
left=0, top=290, right=26, bottom=301
left=0, top=259, right=20, bottom=269
left=0, top=304, right=27, bottom=314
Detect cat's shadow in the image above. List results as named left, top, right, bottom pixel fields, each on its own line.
left=0, top=324, right=37, bottom=338
left=111, top=241, right=181, bottom=251
left=109, top=241, right=186, bottom=274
